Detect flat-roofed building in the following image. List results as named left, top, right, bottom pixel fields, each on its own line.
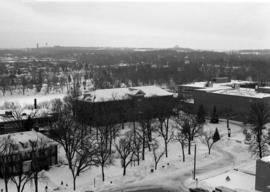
left=74, top=86, right=177, bottom=127
left=178, top=79, right=269, bottom=120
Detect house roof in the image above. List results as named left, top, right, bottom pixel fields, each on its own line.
left=0, top=130, right=56, bottom=153
left=80, top=86, right=173, bottom=102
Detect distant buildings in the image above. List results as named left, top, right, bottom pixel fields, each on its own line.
left=0, top=109, right=56, bottom=135
left=178, top=77, right=270, bottom=119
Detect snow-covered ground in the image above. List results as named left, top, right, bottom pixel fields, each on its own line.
left=0, top=93, right=65, bottom=107
left=200, top=170, right=256, bottom=192
left=0, top=120, right=257, bottom=192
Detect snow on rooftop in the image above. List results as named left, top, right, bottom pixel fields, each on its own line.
left=210, top=88, right=270, bottom=98
left=261, top=155, right=270, bottom=163
left=80, top=86, right=173, bottom=102
left=0, top=93, right=65, bottom=107
left=0, top=108, right=53, bottom=122
left=181, top=80, right=254, bottom=89
left=0, top=130, right=56, bottom=153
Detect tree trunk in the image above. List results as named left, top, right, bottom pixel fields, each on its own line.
left=188, top=138, right=191, bottom=155
left=142, top=127, right=145, bottom=160
left=181, top=143, right=185, bottom=162
left=257, top=131, right=262, bottom=158
left=101, top=165, right=105, bottom=181
left=137, top=153, right=140, bottom=165
left=34, top=172, right=38, bottom=192
left=5, top=179, right=8, bottom=192
left=165, top=141, right=168, bottom=158
left=155, top=163, right=157, bottom=170
left=123, top=166, right=126, bottom=176
left=73, top=177, right=76, bottom=191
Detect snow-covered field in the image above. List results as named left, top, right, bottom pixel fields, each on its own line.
left=201, top=170, right=256, bottom=192
left=0, top=93, right=66, bottom=107
left=0, top=119, right=257, bottom=192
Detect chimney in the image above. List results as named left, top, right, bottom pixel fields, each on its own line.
left=34, top=98, right=37, bottom=109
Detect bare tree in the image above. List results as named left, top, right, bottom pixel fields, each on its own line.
left=201, top=128, right=221, bottom=155
left=0, top=76, right=9, bottom=96
left=10, top=160, right=33, bottom=192
left=132, top=123, right=142, bottom=166
left=174, top=113, right=202, bottom=155
left=96, top=126, right=114, bottom=182
left=173, top=128, right=187, bottom=162
left=157, top=118, right=173, bottom=158
left=29, top=137, right=52, bottom=192
left=248, top=102, right=270, bottom=158
left=0, top=138, right=14, bottom=192
left=151, top=141, right=165, bottom=170
left=138, top=120, right=147, bottom=160
left=114, top=131, right=134, bottom=176
left=51, top=115, right=97, bottom=190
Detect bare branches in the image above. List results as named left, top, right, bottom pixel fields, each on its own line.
left=114, top=131, right=134, bottom=176
left=151, top=141, right=165, bottom=170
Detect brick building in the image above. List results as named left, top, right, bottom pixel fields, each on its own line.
left=74, top=86, right=177, bottom=127
left=178, top=78, right=270, bottom=120
left=255, top=156, right=270, bottom=192
left=0, top=130, right=58, bottom=178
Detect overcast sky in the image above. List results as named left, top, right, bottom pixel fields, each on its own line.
left=0, top=0, right=270, bottom=50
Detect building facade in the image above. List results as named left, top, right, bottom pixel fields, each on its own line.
left=178, top=78, right=270, bottom=120
left=0, top=130, right=58, bottom=178
left=74, top=86, right=177, bottom=127
left=255, top=156, right=270, bottom=192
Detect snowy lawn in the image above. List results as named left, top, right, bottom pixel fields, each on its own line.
left=199, top=170, right=256, bottom=192
left=0, top=93, right=65, bottom=107
left=0, top=120, right=255, bottom=192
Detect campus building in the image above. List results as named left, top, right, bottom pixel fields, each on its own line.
left=0, top=130, right=58, bottom=177
left=178, top=77, right=270, bottom=120
left=0, top=109, right=57, bottom=135
left=74, top=86, right=177, bottom=126
left=255, top=156, right=270, bottom=192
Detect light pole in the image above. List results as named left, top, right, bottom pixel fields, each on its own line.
left=228, top=128, right=231, bottom=138
left=193, top=144, right=197, bottom=180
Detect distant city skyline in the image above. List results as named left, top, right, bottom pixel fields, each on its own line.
left=0, top=0, right=269, bottom=50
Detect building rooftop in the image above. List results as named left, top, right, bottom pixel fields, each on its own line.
left=0, top=108, right=53, bottom=123
left=0, top=130, right=56, bottom=153
left=261, top=155, right=270, bottom=163
left=208, top=88, right=270, bottom=99
left=181, top=80, right=255, bottom=89
left=80, top=86, right=174, bottom=102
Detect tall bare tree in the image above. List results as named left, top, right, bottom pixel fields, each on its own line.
left=50, top=97, right=98, bottom=190
left=173, top=127, right=187, bottom=162
left=248, top=102, right=270, bottom=158
left=174, top=114, right=202, bottom=155
left=96, top=126, right=114, bottom=182
left=151, top=141, right=165, bottom=170
left=156, top=118, right=173, bottom=158
left=201, top=128, right=221, bottom=155
left=0, top=138, right=14, bottom=192
left=115, top=131, right=135, bottom=176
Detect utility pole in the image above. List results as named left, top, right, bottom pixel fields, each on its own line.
left=193, top=144, right=197, bottom=180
